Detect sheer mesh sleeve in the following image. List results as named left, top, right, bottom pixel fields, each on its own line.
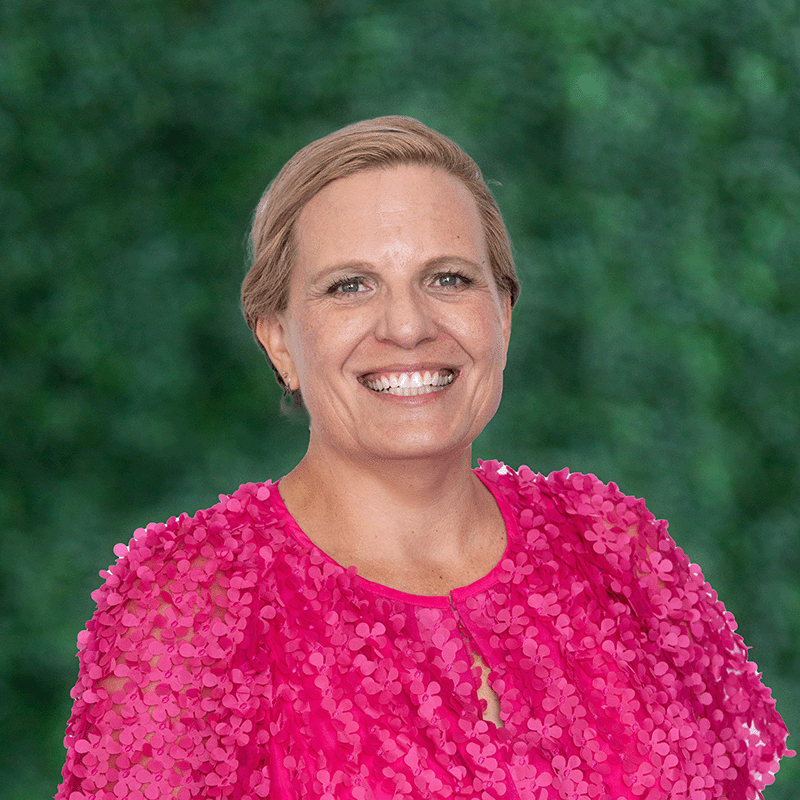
left=536, top=467, right=793, bottom=799
left=56, top=507, right=266, bottom=800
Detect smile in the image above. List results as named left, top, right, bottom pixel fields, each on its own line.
left=360, top=369, right=456, bottom=396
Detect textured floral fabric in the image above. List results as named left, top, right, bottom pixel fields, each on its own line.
left=57, top=462, right=792, bottom=800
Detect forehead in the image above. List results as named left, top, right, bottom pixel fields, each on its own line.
left=293, top=165, right=486, bottom=266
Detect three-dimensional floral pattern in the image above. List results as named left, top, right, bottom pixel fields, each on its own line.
left=57, top=463, right=792, bottom=799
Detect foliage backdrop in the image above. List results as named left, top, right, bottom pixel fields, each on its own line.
left=1, top=0, right=797, bottom=796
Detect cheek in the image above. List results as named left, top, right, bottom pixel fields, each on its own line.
left=285, top=318, right=323, bottom=379
left=289, top=314, right=358, bottom=382
left=456, top=309, right=508, bottom=361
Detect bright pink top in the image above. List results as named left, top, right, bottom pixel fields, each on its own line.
left=57, top=462, right=792, bottom=799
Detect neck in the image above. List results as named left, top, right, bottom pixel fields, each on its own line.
left=278, top=439, right=503, bottom=593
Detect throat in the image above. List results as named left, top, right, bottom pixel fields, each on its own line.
left=278, top=459, right=508, bottom=596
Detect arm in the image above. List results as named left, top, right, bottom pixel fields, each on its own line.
left=56, top=514, right=257, bottom=799
left=572, top=471, right=793, bottom=798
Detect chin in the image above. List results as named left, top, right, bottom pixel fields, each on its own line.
left=361, top=428, right=478, bottom=463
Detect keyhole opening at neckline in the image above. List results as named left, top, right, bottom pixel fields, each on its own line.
left=472, top=651, right=504, bottom=727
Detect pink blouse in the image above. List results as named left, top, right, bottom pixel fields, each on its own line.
left=57, top=462, right=792, bottom=799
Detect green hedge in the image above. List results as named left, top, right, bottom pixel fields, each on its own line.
left=1, top=1, right=796, bottom=796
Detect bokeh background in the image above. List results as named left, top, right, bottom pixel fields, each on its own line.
left=1, top=0, right=797, bottom=797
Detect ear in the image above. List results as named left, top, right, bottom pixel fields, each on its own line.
left=256, top=314, right=298, bottom=391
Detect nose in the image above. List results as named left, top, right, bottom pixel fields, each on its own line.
left=374, top=286, right=437, bottom=348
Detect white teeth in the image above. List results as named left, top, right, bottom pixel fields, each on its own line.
left=362, top=370, right=455, bottom=395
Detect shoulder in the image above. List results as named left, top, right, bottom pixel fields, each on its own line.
left=90, top=480, right=290, bottom=615
left=77, top=480, right=296, bottom=685
left=477, top=459, right=659, bottom=541
left=477, top=459, right=682, bottom=608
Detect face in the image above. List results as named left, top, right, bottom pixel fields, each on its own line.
left=257, top=165, right=512, bottom=465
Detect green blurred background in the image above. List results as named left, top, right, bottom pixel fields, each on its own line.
left=1, top=0, right=797, bottom=796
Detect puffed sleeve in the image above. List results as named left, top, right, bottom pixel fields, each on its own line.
left=538, top=468, right=793, bottom=799
left=56, top=504, right=265, bottom=800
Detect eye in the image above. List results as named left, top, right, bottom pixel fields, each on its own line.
left=431, top=272, right=471, bottom=289
left=327, top=276, right=365, bottom=295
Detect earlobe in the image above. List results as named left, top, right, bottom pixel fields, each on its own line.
left=256, top=315, right=297, bottom=390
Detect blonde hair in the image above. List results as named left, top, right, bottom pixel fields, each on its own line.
left=242, top=115, right=519, bottom=399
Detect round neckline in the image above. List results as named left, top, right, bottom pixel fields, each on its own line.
left=270, top=467, right=519, bottom=607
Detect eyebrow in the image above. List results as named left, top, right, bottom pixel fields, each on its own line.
left=423, top=255, right=485, bottom=273
left=312, top=255, right=485, bottom=281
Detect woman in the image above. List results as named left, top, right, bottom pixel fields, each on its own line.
left=57, top=117, right=791, bottom=799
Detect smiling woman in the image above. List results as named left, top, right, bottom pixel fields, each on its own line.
left=56, top=117, right=792, bottom=800
left=255, top=165, right=511, bottom=472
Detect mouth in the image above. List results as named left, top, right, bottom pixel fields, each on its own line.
left=359, top=369, right=457, bottom=396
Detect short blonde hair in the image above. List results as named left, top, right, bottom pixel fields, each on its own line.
left=242, top=115, right=519, bottom=399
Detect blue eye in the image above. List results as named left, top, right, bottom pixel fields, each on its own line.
left=433, top=272, right=469, bottom=288
left=328, top=277, right=363, bottom=294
